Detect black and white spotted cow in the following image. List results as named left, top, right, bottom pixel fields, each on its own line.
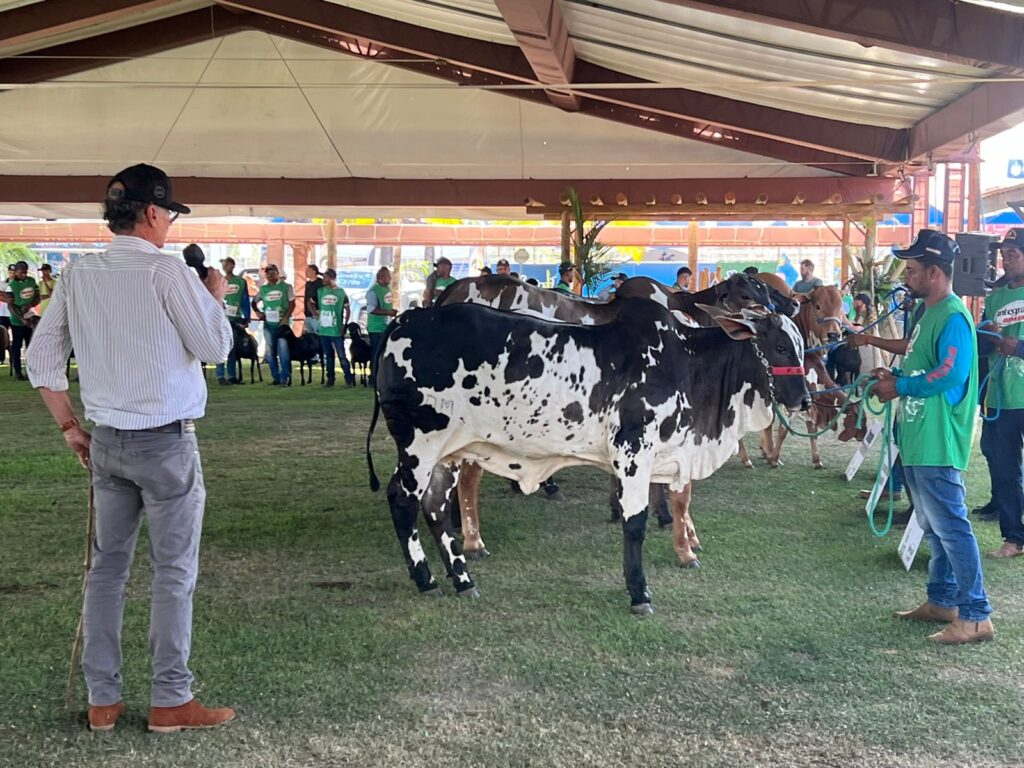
left=366, top=299, right=810, bottom=614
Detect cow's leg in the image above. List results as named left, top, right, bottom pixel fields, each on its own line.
left=650, top=483, right=672, bottom=528
left=808, top=420, right=825, bottom=469
left=759, top=427, right=774, bottom=460
left=614, top=476, right=653, bottom=615
left=386, top=460, right=440, bottom=596
left=608, top=475, right=622, bottom=522
left=768, top=422, right=791, bottom=468
left=421, top=464, right=478, bottom=597
left=458, top=461, right=489, bottom=559
left=670, top=483, right=701, bottom=569
left=736, top=439, right=754, bottom=469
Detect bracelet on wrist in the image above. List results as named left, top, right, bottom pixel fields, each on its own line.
left=59, top=417, right=79, bottom=433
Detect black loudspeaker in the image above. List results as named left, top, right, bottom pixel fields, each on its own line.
left=953, top=232, right=997, bottom=297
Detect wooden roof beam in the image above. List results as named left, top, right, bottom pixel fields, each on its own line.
left=493, top=0, right=579, bottom=110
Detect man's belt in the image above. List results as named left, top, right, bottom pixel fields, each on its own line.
left=131, top=420, right=196, bottom=434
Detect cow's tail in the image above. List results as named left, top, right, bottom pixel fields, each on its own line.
left=367, top=386, right=382, bottom=491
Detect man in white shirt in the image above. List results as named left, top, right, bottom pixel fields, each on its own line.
left=0, top=264, right=11, bottom=365
left=28, top=164, right=235, bottom=734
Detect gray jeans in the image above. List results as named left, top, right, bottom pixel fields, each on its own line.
left=84, top=424, right=205, bottom=707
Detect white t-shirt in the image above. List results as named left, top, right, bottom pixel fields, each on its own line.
left=0, top=280, right=10, bottom=318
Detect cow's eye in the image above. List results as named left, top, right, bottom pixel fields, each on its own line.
left=776, top=344, right=788, bottom=354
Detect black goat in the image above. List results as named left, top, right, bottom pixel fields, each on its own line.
left=346, top=323, right=373, bottom=387
left=232, top=325, right=262, bottom=383
left=278, top=326, right=323, bottom=386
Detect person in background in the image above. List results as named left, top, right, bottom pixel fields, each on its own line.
left=37, top=263, right=58, bottom=316
left=423, top=256, right=456, bottom=306
left=0, top=264, right=12, bottom=364
left=793, top=259, right=824, bottom=293
left=213, top=254, right=250, bottom=385
left=510, top=271, right=520, bottom=280
left=852, top=292, right=875, bottom=328
left=977, top=228, right=1024, bottom=556
left=4, top=260, right=40, bottom=381
left=525, top=277, right=539, bottom=287
left=479, top=265, right=492, bottom=276
left=27, top=162, right=235, bottom=732
left=673, top=266, right=692, bottom=292
left=366, top=266, right=397, bottom=387
left=252, top=264, right=294, bottom=386
left=875, top=229, right=992, bottom=644
left=743, top=266, right=759, bottom=277
left=303, top=264, right=323, bottom=335
left=496, top=258, right=511, bottom=276
left=598, top=272, right=627, bottom=301
left=318, top=268, right=355, bottom=388
left=553, top=261, right=577, bottom=293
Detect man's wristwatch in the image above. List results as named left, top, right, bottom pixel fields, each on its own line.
left=59, top=417, right=80, bottom=433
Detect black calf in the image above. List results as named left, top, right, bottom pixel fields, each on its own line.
left=346, top=323, right=373, bottom=387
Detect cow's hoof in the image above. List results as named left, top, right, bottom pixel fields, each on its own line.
left=464, top=548, right=490, bottom=560
left=742, top=461, right=754, bottom=469
left=813, top=463, right=826, bottom=470
left=679, top=559, right=701, bottom=569
left=690, top=543, right=703, bottom=552
left=630, top=602, right=655, bottom=617
left=457, top=586, right=481, bottom=599
left=422, top=587, right=444, bottom=599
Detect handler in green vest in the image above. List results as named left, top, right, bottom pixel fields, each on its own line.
left=423, top=256, right=456, bottom=306
left=318, top=268, right=356, bottom=387
left=253, top=263, right=294, bottom=385
left=213, top=254, right=250, bottom=385
left=872, top=228, right=993, bottom=644
left=553, top=261, right=578, bottom=294
left=4, top=260, right=40, bottom=381
left=977, top=227, right=1024, bottom=558
left=366, top=266, right=398, bottom=387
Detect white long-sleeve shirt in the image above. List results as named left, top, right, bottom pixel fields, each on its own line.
left=28, top=235, right=231, bottom=429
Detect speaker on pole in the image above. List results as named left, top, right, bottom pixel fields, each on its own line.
left=953, top=232, right=997, bottom=297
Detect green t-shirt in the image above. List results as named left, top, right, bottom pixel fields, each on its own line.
left=982, top=283, right=1024, bottom=409
left=897, top=295, right=978, bottom=470
left=367, top=282, right=394, bottom=334
left=431, top=276, right=457, bottom=305
left=318, top=286, right=349, bottom=337
left=223, top=275, right=247, bottom=323
left=8, top=276, right=38, bottom=327
left=258, top=281, right=291, bottom=328
left=553, top=281, right=572, bottom=294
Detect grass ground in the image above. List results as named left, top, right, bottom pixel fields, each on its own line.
left=1, top=369, right=1021, bottom=768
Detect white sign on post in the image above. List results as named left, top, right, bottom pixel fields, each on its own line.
left=897, top=511, right=925, bottom=570
left=844, top=420, right=883, bottom=482
left=864, top=442, right=899, bottom=515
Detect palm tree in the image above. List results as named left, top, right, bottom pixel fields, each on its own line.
left=566, top=187, right=613, bottom=294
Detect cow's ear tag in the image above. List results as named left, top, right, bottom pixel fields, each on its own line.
left=714, top=314, right=757, bottom=341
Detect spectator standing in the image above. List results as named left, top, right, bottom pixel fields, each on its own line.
left=252, top=264, right=294, bottom=385
left=318, top=268, right=355, bottom=387
left=27, top=163, right=235, bottom=732
left=496, top=258, right=511, bottom=276
left=598, top=272, right=627, bottom=301
left=213, top=254, right=250, bottom=385
left=0, top=264, right=11, bottom=365
left=673, top=266, right=692, bottom=292
left=876, top=229, right=993, bottom=644
left=423, top=256, right=456, bottom=306
left=977, top=228, right=1024, bottom=558
left=366, top=266, right=397, bottom=387
left=37, top=263, right=58, bottom=316
left=793, top=259, right=824, bottom=293
left=303, top=264, right=323, bottom=335
left=553, top=261, right=577, bottom=293
left=4, top=260, right=40, bottom=381
left=479, top=265, right=492, bottom=276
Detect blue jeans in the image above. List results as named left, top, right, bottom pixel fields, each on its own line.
left=980, top=409, right=1024, bottom=545
left=320, top=335, right=353, bottom=383
left=368, top=331, right=385, bottom=387
left=263, top=326, right=291, bottom=383
left=903, top=466, right=992, bottom=622
left=214, top=359, right=237, bottom=381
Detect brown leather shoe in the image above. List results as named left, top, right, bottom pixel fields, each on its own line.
left=88, top=701, right=125, bottom=732
left=148, top=699, right=236, bottom=734
left=928, top=618, right=995, bottom=645
left=893, top=601, right=957, bottom=623
left=989, top=541, right=1024, bottom=559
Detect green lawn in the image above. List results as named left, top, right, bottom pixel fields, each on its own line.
left=1, top=370, right=1021, bottom=767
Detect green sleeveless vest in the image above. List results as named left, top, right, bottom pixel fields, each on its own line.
left=897, top=295, right=978, bottom=470
left=223, top=275, right=246, bottom=323
left=367, top=282, right=393, bottom=334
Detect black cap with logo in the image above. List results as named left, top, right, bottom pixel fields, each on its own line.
left=997, top=228, right=1024, bottom=251
left=892, top=228, right=959, bottom=264
left=105, top=164, right=190, bottom=214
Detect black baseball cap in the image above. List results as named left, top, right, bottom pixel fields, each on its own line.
left=106, top=164, right=190, bottom=214
left=613, top=272, right=628, bottom=281
left=558, top=261, right=576, bottom=274
left=997, top=228, right=1024, bottom=250
left=39, top=263, right=52, bottom=271
left=324, top=268, right=337, bottom=278
left=677, top=266, right=692, bottom=276
left=893, top=228, right=959, bottom=264
left=435, top=256, right=452, bottom=267
left=496, top=258, right=510, bottom=267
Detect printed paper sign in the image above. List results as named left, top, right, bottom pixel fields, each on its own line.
left=844, top=421, right=883, bottom=482
left=864, top=442, right=899, bottom=516
left=898, top=512, right=924, bottom=571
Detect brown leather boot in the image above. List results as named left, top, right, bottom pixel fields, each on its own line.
left=88, top=701, right=125, bottom=732
left=928, top=619, right=995, bottom=645
left=893, top=601, right=957, bottom=623
left=148, top=699, right=236, bottom=734
left=989, top=541, right=1024, bottom=559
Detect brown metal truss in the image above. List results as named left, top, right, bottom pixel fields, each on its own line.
left=0, top=0, right=185, bottom=51
left=0, top=175, right=905, bottom=209
left=654, top=0, right=1024, bottom=73
left=493, top=0, right=580, bottom=110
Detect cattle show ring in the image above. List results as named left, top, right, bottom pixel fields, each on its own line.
left=4, top=2, right=1024, bottom=767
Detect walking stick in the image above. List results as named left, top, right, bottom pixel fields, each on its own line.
left=64, top=481, right=94, bottom=711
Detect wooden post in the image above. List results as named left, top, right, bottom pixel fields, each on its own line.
left=560, top=210, right=571, bottom=263
left=392, top=245, right=403, bottom=307
left=967, top=159, right=982, bottom=232
left=840, top=217, right=851, bottom=285
left=688, top=220, right=699, bottom=283
left=326, top=218, right=337, bottom=270
left=864, top=217, right=878, bottom=306
left=266, top=240, right=284, bottom=269
left=291, top=243, right=309, bottom=335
